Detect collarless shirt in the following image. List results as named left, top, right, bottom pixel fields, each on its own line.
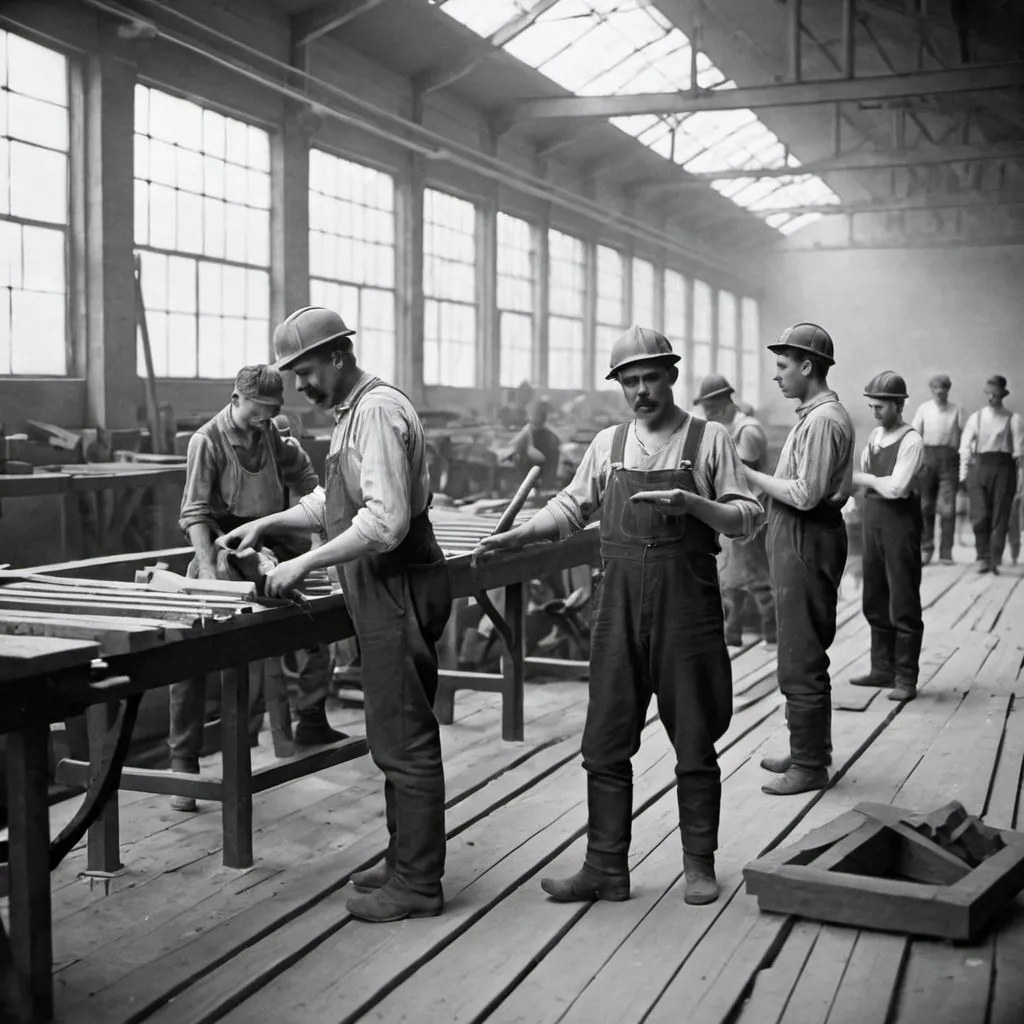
left=911, top=400, right=963, bottom=448
left=773, top=389, right=855, bottom=512
left=959, top=405, right=1024, bottom=480
left=860, top=425, right=925, bottom=500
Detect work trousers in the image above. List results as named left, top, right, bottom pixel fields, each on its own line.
left=768, top=504, right=848, bottom=770
left=862, top=496, right=924, bottom=685
left=342, top=548, right=452, bottom=896
left=1006, top=496, right=1021, bottom=564
left=582, top=555, right=733, bottom=868
left=968, top=454, right=1016, bottom=566
left=918, top=445, right=958, bottom=561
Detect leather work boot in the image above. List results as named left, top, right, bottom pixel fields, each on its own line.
left=849, top=673, right=894, bottom=688
left=294, top=700, right=348, bottom=746
left=350, top=861, right=393, bottom=892
left=682, top=853, right=719, bottom=906
left=888, top=682, right=917, bottom=702
left=977, top=560, right=992, bottom=574
left=761, top=766, right=830, bottom=796
left=760, top=753, right=832, bottom=774
left=169, top=761, right=199, bottom=813
left=540, top=863, right=630, bottom=903
left=346, top=878, right=443, bottom=923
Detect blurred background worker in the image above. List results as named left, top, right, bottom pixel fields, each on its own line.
left=960, top=374, right=1024, bottom=574
left=503, top=398, right=562, bottom=494
left=694, top=374, right=776, bottom=652
left=851, top=372, right=925, bottom=704
left=911, top=373, right=962, bottom=566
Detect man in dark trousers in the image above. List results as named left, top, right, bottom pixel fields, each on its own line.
left=694, top=373, right=776, bottom=651
left=959, top=375, right=1024, bottom=574
left=476, top=326, right=763, bottom=906
left=743, top=324, right=854, bottom=797
left=850, top=372, right=925, bottom=703
left=911, top=373, right=962, bottom=566
left=220, top=306, right=453, bottom=923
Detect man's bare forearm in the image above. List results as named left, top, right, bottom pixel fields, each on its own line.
left=684, top=494, right=744, bottom=535
left=746, top=468, right=794, bottom=505
left=187, top=524, right=218, bottom=567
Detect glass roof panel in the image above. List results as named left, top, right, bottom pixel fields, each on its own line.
left=433, top=0, right=838, bottom=233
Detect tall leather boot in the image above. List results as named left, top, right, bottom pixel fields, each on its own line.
left=850, top=629, right=896, bottom=687
left=293, top=699, right=348, bottom=746
left=762, top=706, right=830, bottom=795
left=351, top=783, right=398, bottom=892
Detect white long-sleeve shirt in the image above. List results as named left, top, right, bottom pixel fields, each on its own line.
left=858, top=426, right=924, bottom=500
left=911, top=400, right=962, bottom=449
left=958, top=406, right=1024, bottom=481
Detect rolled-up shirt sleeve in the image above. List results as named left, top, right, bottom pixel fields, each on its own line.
left=299, top=485, right=328, bottom=540
left=179, top=433, right=222, bottom=534
left=349, top=404, right=413, bottom=553
left=778, top=416, right=845, bottom=511
left=273, top=428, right=319, bottom=497
left=699, top=422, right=764, bottom=539
left=544, top=434, right=609, bottom=540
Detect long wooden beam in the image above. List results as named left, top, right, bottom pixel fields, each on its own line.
left=745, top=190, right=1024, bottom=218
left=505, top=63, right=1024, bottom=122
left=770, top=232, right=1024, bottom=252
left=292, top=0, right=389, bottom=47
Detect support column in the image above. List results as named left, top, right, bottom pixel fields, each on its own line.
left=581, top=175, right=598, bottom=392
left=534, top=196, right=550, bottom=389
left=477, top=132, right=500, bottom=396
left=684, top=276, right=696, bottom=405
left=710, top=285, right=720, bottom=378
left=653, top=253, right=666, bottom=334
left=82, top=29, right=137, bottom=429
left=399, top=94, right=426, bottom=404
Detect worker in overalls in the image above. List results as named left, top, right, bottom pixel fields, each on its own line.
left=219, top=307, right=452, bottom=924
left=173, top=365, right=341, bottom=812
left=850, top=372, right=925, bottom=703
left=959, top=375, right=1024, bottom=574
left=694, top=373, right=776, bottom=651
left=743, top=324, right=854, bottom=798
left=475, top=326, right=763, bottom=906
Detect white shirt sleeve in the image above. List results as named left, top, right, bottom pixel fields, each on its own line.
left=959, top=412, right=979, bottom=480
left=911, top=403, right=926, bottom=436
left=1013, top=413, right=1024, bottom=460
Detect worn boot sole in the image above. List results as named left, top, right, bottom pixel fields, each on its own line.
left=760, top=755, right=833, bottom=774
left=350, top=865, right=393, bottom=892
left=169, top=796, right=198, bottom=813
left=540, top=878, right=630, bottom=903
left=888, top=686, right=917, bottom=702
left=345, top=893, right=443, bottom=923
left=684, top=883, right=719, bottom=906
left=849, top=676, right=894, bottom=688
left=761, top=768, right=830, bottom=796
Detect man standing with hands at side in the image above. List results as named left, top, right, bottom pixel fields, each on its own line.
left=743, top=324, right=855, bottom=798
left=475, top=326, right=763, bottom=907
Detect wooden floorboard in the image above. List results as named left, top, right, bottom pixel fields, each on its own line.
left=17, top=551, right=1024, bottom=1024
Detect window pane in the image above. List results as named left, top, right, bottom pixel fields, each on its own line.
left=11, top=289, right=64, bottom=374
left=632, top=257, right=655, bottom=328
left=664, top=269, right=687, bottom=339
left=497, top=212, right=536, bottom=387
left=693, top=279, right=713, bottom=343
left=741, top=296, right=760, bottom=353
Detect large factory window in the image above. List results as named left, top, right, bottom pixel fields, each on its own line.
left=631, top=257, right=656, bottom=330
left=741, top=296, right=762, bottom=407
left=692, top=279, right=713, bottom=382
left=497, top=212, right=536, bottom=388
left=423, top=188, right=477, bottom=387
left=594, top=245, right=625, bottom=389
left=309, top=150, right=396, bottom=382
left=0, top=30, right=70, bottom=375
left=547, top=229, right=585, bottom=389
left=717, top=289, right=738, bottom=384
left=134, top=85, right=271, bottom=378
left=663, top=268, right=687, bottom=384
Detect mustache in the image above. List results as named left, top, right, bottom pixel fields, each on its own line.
left=634, top=399, right=656, bottom=409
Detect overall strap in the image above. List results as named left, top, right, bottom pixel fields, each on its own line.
left=680, top=414, right=706, bottom=467
left=609, top=422, right=630, bottom=468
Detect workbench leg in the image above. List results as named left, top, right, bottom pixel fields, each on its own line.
left=499, top=582, right=525, bottom=742
left=7, top=722, right=54, bottom=1020
left=86, top=702, right=123, bottom=874
left=221, top=663, right=253, bottom=868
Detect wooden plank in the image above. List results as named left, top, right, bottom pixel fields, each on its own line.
left=0, top=635, right=99, bottom=683
left=823, top=932, right=907, bottom=1023
left=4, top=580, right=250, bottom=608
left=0, top=612, right=166, bottom=657
left=221, top=664, right=253, bottom=869
left=776, top=925, right=859, bottom=1024
left=733, top=921, right=820, bottom=1024
left=0, top=592, right=216, bottom=625
left=893, top=936, right=994, bottom=1023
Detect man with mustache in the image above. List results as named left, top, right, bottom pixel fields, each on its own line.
left=475, top=326, right=763, bottom=906
left=218, top=307, right=453, bottom=923
left=742, top=324, right=854, bottom=797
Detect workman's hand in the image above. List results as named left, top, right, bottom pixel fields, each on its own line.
left=217, top=522, right=263, bottom=554
left=472, top=530, right=525, bottom=564
left=195, top=561, right=219, bottom=581
left=629, top=489, right=690, bottom=512
left=264, top=556, right=311, bottom=598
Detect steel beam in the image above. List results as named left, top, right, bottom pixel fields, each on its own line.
left=506, top=63, right=1024, bottom=122
left=769, top=232, right=1024, bottom=251
left=745, top=190, right=1024, bottom=217
left=292, top=0, right=389, bottom=47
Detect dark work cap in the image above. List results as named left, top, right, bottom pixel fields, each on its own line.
left=768, top=322, right=835, bottom=365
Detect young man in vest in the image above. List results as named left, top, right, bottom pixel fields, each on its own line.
left=850, top=372, right=925, bottom=703
left=694, top=373, right=776, bottom=652
left=743, top=324, right=855, bottom=797
left=475, top=326, right=763, bottom=906
left=219, top=307, right=452, bottom=923
left=173, top=365, right=342, bottom=812
left=911, top=373, right=962, bottom=566
left=959, top=374, right=1024, bottom=574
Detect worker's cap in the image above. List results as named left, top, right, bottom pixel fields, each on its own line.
left=693, top=373, right=735, bottom=405
left=863, top=370, right=908, bottom=400
left=928, top=373, right=952, bottom=389
left=767, top=322, right=835, bottom=366
left=233, top=364, right=284, bottom=406
left=606, top=325, right=680, bottom=380
left=273, top=306, right=356, bottom=371
left=986, top=374, right=1009, bottom=395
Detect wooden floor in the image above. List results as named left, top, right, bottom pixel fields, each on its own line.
left=8, top=549, right=1024, bottom=1024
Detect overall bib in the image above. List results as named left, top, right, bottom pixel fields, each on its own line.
left=967, top=412, right=1017, bottom=567
left=861, top=431, right=924, bottom=686
left=583, top=417, right=733, bottom=872
left=327, top=380, right=453, bottom=895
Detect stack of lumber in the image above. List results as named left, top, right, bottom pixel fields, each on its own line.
left=430, top=508, right=541, bottom=556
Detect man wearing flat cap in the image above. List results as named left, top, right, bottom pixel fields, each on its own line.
left=218, top=307, right=453, bottom=924
left=694, top=373, right=776, bottom=652
left=910, top=374, right=962, bottom=566
left=174, top=365, right=341, bottom=812
left=959, top=375, right=1024, bottom=574
left=743, top=324, right=854, bottom=798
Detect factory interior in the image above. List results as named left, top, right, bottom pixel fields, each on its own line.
left=0, top=0, right=1024, bottom=1022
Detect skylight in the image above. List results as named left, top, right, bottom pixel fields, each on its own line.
left=431, top=0, right=840, bottom=235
